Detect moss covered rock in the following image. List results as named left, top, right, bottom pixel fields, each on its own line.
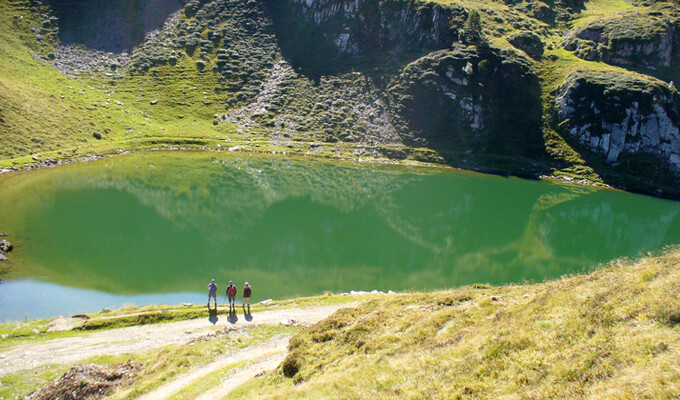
left=507, top=31, right=544, bottom=59
left=563, top=11, right=678, bottom=71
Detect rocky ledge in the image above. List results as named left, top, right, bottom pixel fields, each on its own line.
left=563, top=11, right=678, bottom=72
left=554, top=70, right=680, bottom=185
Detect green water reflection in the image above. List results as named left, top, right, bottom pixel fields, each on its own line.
left=1, top=151, right=679, bottom=303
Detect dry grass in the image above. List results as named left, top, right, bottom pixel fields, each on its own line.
left=232, top=247, right=680, bottom=399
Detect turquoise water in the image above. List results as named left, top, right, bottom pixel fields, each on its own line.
left=0, top=151, right=679, bottom=321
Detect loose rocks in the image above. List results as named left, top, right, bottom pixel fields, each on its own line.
left=28, top=362, right=142, bottom=400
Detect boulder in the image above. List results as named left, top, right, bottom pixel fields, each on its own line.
left=507, top=31, right=544, bottom=58
left=0, top=240, right=12, bottom=253
left=554, top=70, right=680, bottom=180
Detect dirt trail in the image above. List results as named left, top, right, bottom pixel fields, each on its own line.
left=0, top=304, right=350, bottom=376
left=197, top=351, right=286, bottom=400
left=138, top=334, right=290, bottom=400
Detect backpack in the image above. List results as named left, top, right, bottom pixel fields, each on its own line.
left=227, top=285, right=236, bottom=295
left=209, top=283, right=217, bottom=293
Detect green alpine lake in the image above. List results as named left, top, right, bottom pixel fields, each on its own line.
left=1, top=151, right=679, bottom=321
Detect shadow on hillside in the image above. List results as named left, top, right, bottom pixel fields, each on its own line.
left=559, top=135, right=680, bottom=199
left=47, top=0, right=182, bottom=52
left=261, top=0, right=457, bottom=83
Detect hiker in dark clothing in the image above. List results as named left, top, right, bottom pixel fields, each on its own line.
left=207, top=279, right=218, bottom=308
left=226, top=280, right=237, bottom=311
left=243, top=282, right=252, bottom=310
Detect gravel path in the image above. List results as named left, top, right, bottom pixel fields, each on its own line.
left=0, top=304, right=350, bottom=376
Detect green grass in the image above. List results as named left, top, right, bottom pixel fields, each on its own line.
left=0, top=364, right=70, bottom=400
left=570, top=0, right=638, bottom=28
left=0, top=323, right=299, bottom=400
left=1, top=0, right=677, bottom=193
left=109, top=324, right=300, bottom=400
left=168, top=360, right=248, bottom=400
left=229, top=246, right=680, bottom=399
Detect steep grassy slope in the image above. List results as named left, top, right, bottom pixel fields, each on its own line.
left=231, top=247, right=680, bottom=399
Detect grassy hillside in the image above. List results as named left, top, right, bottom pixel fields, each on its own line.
left=1, top=0, right=678, bottom=196
left=232, top=247, right=680, bottom=399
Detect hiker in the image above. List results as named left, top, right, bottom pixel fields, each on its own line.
left=243, top=282, right=252, bottom=310
left=207, top=279, right=218, bottom=308
left=226, top=280, right=237, bottom=311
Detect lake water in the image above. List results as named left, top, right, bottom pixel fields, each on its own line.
left=1, top=151, right=679, bottom=321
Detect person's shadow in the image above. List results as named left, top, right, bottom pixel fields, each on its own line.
left=227, top=309, right=238, bottom=324
left=208, top=306, right=219, bottom=325
left=243, top=306, right=253, bottom=322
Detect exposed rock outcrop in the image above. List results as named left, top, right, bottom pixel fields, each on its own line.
left=48, top=0, right=183, bottom=52
left=508, top=31, right=544, bottom=59
left=563, top=11, right=678, bottom=71
left=554, top=70, right=680, bottom=180
left=386, top=45, right=544, bottom=158
left=263, top=0, right=465, bottom=78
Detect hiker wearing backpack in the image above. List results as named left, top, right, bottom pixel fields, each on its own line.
left=243, top=282, right=252, bottom=311
left=226, top=280, right=237, bottom=311
left=207, top=279, right=218, bottom=309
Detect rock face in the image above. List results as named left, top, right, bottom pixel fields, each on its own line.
left=563, top=12, right=678, bottom=71
left=48, top=0, right=183, bottom=52
left=263, top=0, right=465, bottom=78
left=555, top=70, right=680, bottom=179
left=386, top=45, right=544, bottom=157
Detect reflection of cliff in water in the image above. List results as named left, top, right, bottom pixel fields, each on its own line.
left=104, top=153, right=680, bottom=280
left=1, top=151, right=679, bottom=294
left=49, top=153, right=422, bottom=245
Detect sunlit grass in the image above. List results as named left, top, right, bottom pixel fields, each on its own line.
left=231, top=247, right=680, bottom=399
left=571, top=0, right=638, bottom=28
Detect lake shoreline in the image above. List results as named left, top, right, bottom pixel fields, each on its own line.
left=0, top=144, right=610, bottom=193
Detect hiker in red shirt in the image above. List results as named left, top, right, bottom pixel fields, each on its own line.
left=226, top=281, right=237, bottom=311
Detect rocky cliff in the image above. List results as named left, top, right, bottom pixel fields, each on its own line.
left=554, top=70, right=680, bottom=191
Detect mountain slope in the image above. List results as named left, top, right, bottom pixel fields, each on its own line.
left=0, top=0, right=679, bottom=197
